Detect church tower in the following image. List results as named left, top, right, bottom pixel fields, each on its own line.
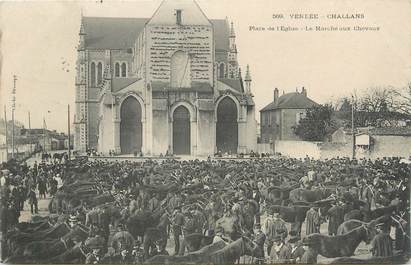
left=244, top=64, right=252, bottom=94
left=74, top=16, right=88, bottom=152
left=228, top=22, right=239, bottom=79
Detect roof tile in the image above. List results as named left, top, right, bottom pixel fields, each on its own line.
left=260, top=92, right=318, bottom=112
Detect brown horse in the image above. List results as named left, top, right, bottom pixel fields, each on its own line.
left=301, top=224, right=377, bottom=258
left=178, top=232, right=213, bottom=255
left=289, top=188, right=332, bottom=203
left=209, top=236, right=258, bottom=264
left=337, top=215, right=392, bottom=236
left=215, top=214, right=243, bottom=240
left=145, top=240, right=227, bottom=264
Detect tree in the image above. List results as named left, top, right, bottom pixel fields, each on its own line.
left=392, top=83, right=411, bottom=115
left=293, top=104, right=337, bottom=141
left=336, top=86, right=411, bottom=128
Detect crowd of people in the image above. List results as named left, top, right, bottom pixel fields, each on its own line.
left=0, top=154, right=409, bottom=264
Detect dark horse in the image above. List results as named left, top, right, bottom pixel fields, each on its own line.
left=302, top=224, right=377, bottom=258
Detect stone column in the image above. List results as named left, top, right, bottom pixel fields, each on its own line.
left=237, top=105, right=248, bottom=154
left=191, top=120, right=198, bottom=156
left=113, top=119, right=121, bottom=154
left=238, top=120, right=247, bottom=154
left=141, top=119, right=146, bottom=154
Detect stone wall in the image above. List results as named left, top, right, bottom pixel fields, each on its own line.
left=281, top=108, right=305, bottom=140
left=275, top=135, right=411, bottom=160
left=146, top=25, right=213, bottom=85
left=275, top=140, right=321, bottom=159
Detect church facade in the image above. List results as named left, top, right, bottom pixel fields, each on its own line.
left=74, top=0, right=257, bottom=156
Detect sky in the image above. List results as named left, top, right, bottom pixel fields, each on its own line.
left=0, top=0, right=410, bottom=133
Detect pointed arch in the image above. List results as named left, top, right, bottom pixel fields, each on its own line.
left=216, top=95, right=239, bottom=154
left=172, top=105, right=191, bottom=155
left=219, top=62, right=225, bottom=78
left=121, top=62, right=127, bottom=77
left=115, top=62, right=120, bottom=77
left=90, top=62, right=96, bottom=87
left=120, top=96, right=143, bottom=154
left=97, top=62, right=103, bottom=85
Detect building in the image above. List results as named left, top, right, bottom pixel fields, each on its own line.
left=20, top=128, right=69, bottom=151
left=260, top=87, right=318, bottom=143
left=74, top=0, right=257, bottom=156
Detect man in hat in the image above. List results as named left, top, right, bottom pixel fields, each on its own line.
left=68, top=214, right=79, bottom=228
left=27, top=187, right=38, bottom=214
left=148, top=193, right=160, bottom=213
left=370, top=223, right=393, bottom=257
left=172, top=206, right=184, bottom=255
left=111, top=224, right=135, bottom=254
left=327, top=201, right=345, bottom=236
left=305, top=206, right=320, bottom=235
left=85, top=245, right=104, bottom=264
left=109, top=243, right=134, bottom=264
left=265, top=210, right=288, bottom=257
left=253, top=224, right=266, bottom=264
left=269, top=235, right=291, bottom=263
left=288, top=233, right=305, bottom=263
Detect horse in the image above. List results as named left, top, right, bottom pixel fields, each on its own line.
left=289, top=188, right=332, bottom=203
left=178, top=232, right=214, bottom=255
left=301, top=223, right=377, bottom=258
left=215, top=214, right=242, bottom=241
left=344, top=209, right=366, bottom=222
left=271, top=205, right=310, bottom=237
left=337, top=215, right=392, bottom=236
left=22, top=224, right=89, bottom=259
left=145, top=240, right=227, bottom=264
left=46, top=242, right=90, bottom=264
left=209, top=236, right=258, bottom=264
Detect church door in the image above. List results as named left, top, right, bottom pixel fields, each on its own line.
left=216, top=97, right=238, bottom=154
left=120, top=96, right=142, bottom=154
left=173, top=106, right=191, bottom=155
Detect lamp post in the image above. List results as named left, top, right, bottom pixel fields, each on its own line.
left=351, top=95, right=356, bottom=159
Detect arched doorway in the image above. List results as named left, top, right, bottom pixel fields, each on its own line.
left=216, top=97, right=238, bottom=154
left=120, top=96, right=142, bottom=154
left=173, top=106, right=191, bottom=155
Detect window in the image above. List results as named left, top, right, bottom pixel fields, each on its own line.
left=296, top=112, right=305, bottom=124
left=90, top=62, right=96, bottom=87
left=115, top=63, right=120, bottom=77
left=176, top=9, right=182, bottom=25
left=121, top=62, right=127, bottom=77
left=97, top=62, right=103, bottom=85
left=171, top=51, right=191, bottom=88
left=219, top=63, right=225, bottom=78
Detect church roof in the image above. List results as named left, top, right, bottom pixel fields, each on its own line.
left=82, top=17, right=229, bottom=51
left=112, top=78, right=140, bottom=92
left=260, top=92, right=318, bottom=112
left=83, top=17, right=147, bottom=50
left=219, top=78, right=244, bottom=93
left=147, top=0, right=211, bottom=26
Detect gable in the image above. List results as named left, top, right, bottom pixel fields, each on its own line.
left=83, top=17, right=147, bottom=50
left=82, top=17, right=229, bottom=51
left=147, top=0, right=211, bottom=26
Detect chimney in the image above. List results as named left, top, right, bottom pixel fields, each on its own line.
left=274, top=88, right=279, bottom=104
left=301, top=87, right=307, bottom=96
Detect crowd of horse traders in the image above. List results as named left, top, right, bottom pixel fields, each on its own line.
left=0, top=155, right=409, bottom=264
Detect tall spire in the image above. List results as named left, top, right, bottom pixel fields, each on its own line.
left=78, top=12, right=86, bottom=50
left=245, top=64, right=251, bottom=82
left=244, top=65, right=252, bottom=94
left=230, top=21, right=236, bottom=37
